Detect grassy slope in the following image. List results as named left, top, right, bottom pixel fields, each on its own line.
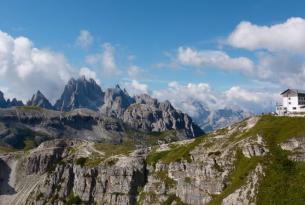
left=250, top=116, right=305, bottom=205
left=209, top=115, right=305, bottom=205
left=147, top=115, right=305, bottom=205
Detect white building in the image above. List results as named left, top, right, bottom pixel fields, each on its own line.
left=276, top=89, right=305, bottom=115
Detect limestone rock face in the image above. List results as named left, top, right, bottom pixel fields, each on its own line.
left=54, top=77, right=104, bottom=111
left=138, top=117, right=264, bottom=205
left=101, top=85, right=135, bottom=118
left=123, top=94, right=204, bottom=138
left=222, top=164, right=264, bottom=205
left=0, top=139, right=147, bottom=205
left=0, top=117, right=271, bottom=205
left=0, top=107, right=125, bottom=148
left=27, top=90, right=53, bottom=110
left=241, top=134, right=269, bottom=158
left=281, top=137, right=305, bottom=161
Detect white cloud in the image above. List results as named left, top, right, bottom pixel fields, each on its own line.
left=79, top=67, right=100, bottom=84
left=253, top=52, right=305, bottom=88
left=0, top=30, right=74, bottom=102
left=225, top=86, right=276, bottom=103
left=225, top=86, right=279, bottom=113
left=153, top=82, right=223, bottom=116
left=76, top=30, right=93, bottom=49
left=177, top=47, right=254, bottom=73
left=126, top=80, right=148, bottom=95
left=127, top=65, right=143, bottom=78
left=153, top=82, right=277, bottom=116
left=102, top=43, right=119, bottom=75
left=85, top=43, right=120, bottom=76
left=227, top=17, right=305, bottom=53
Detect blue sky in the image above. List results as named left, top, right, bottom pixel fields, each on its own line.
left=0, top=0, right=305, bottom=113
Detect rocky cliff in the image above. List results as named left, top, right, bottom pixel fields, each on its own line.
left=27, top=91, right=53, bottom=110
left=0, top=107, right=126, bottom=149
left=1, top=115, right=305, bottom=205
left=54, top=77, right=104, bottom=111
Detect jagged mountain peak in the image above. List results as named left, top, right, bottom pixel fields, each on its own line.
left=54, top=77, right=104, bottom=111
left=0, top=90, right=24, bottom=108
left=0, top=90, right=6, bottom=108
left=27, top=90, right=53, bottom=109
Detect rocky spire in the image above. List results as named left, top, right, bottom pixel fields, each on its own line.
left=27, top=90, right=53, bottom=109
left=100, top=84, right=135, bottom=118
left=0, top=91, right=7, bottom=108
left=54, top=77, right=104, bottom=111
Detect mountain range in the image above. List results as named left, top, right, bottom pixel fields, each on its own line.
left=185, top=100, right=251, bottom=132
left=0, top=76, right=249, bottom=133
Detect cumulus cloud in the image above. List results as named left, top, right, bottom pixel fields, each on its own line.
left=255, top=52, right=305, bottom=88
left=85, top=43, right=120, bottom=76
left=79, top=67, right=100, bottom=84
left=153, top=82, right=223, bottom=117
left=76, top=30, right=93, bottom=49
left=125, top=80, right=148, bottom=95
left=176, top=47, right=254, bottom=74
left=225, top=86, right=279, bottom=112
left=127, top=65, right=143, bottom=78
left=153, top=82, right=277, bottom=116
left=227, top=17, right=305, bottom=53
left=0, top=30, right=74, bottom=102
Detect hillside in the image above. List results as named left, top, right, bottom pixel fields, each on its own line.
left=1, top=115, right=305, bottom=204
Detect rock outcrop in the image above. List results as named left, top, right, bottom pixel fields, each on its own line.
left=2, top=114, right=305, bottom=205
left=0, top=117, right=267, bottom=205
left=0, top=139, right=148, bottom=205
left=54, top=77, right=104, bottom=111
left=124, top=94, right=203, bottom=138
left=101, top=85, right=135, bottom=118
left=27, top=90, right=53, bottom=110
left=0, top=107, right=126, bottom=149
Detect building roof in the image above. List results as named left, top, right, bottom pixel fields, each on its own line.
left=281, top=89, right=305, bottom=95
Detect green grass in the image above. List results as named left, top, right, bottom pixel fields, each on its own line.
left=23, top=139, right=37, bottom=150
left=154, top=171, right=176, bottom=189
left=243, top=115, right=305, bottom=144
left=162, top=194, right=188, bottom=205
left=66, top=192, right=82, bottom=205
left=0, top=145, right=16, bottom=153
left=75, top=157, right=87, bottom=167
left=207, top=150, right=262, bottom=205
left=245, top=115, right=305, bottom=205
left=207, top=115, right=305, bottom=205
left=17, top=105, right=43, bottom=111
left=147, top=136, right=205, bottom=166
left=126, top=129, right=182, bottom=147
left=257, top=147, right=305, bottom=205
left=94, top=141, right=135, bottom=158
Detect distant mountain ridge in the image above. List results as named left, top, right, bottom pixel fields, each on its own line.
left=186, top=100, right=251, bottom=132
left=0, top=91, right=24, bottom=108
left=0, top=76, right=250, bottom=133
left=0, top=77, right=203, bottom=138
